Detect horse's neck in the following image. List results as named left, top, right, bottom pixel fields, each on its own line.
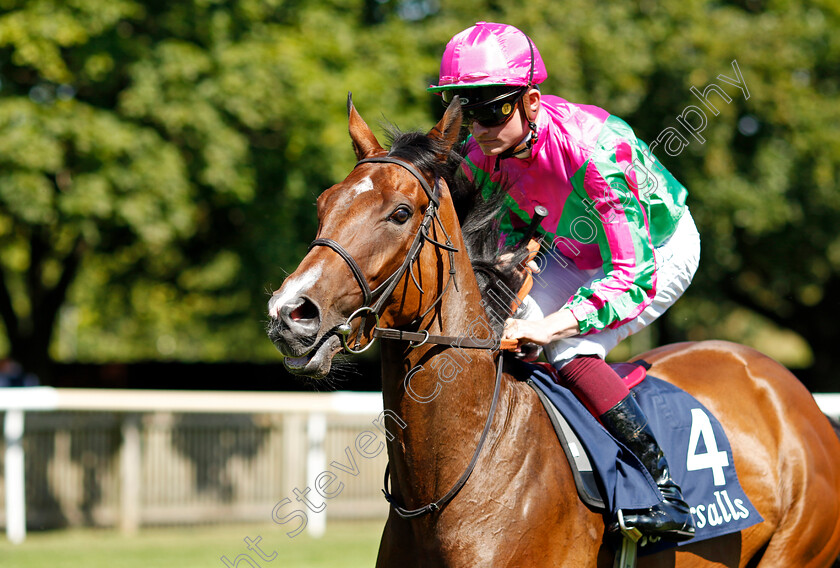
left=379, top=217, right=502, bottom=509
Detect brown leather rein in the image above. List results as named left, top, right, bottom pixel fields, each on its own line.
left=309, top=155, right=509, bottom=519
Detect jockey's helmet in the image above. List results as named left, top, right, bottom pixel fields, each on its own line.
left=428, top=22, right=547, bottom=113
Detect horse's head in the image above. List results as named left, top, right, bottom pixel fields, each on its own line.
left=267, top=95, right=463, bottom=379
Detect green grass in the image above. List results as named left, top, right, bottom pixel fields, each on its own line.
left=0, top=520, right=384, bottom=567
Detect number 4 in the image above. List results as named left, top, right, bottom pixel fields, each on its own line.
left=686, top=408, right=729, bottom=486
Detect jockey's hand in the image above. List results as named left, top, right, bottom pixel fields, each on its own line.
left=503, top=309, right=581, bottom=349
left=503, top=318, right=553, bottom=347
left=498, top=252, right=540, bottom=274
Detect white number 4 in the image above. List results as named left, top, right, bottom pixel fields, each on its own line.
left=686, top=408, right=729, bottom=486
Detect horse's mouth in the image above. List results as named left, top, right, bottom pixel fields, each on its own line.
left=280, top=333, right=343, bottom=378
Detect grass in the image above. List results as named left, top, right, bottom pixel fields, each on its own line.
left=0, top=520, right=384, bottom=567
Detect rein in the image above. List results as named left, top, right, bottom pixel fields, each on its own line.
left=381, top=351, right=505, bottom=519
left=309, top=155, right=509, bottom=520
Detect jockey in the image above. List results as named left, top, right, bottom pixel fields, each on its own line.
left=429, top=22, right=700, bottom=542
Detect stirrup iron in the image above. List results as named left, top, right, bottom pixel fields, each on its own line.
left=614, top=510, right=662, bottom=568
left=614, top=510, right=641, bottom=568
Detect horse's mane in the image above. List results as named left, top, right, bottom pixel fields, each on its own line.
left=385, top=128, right=530, bottom=332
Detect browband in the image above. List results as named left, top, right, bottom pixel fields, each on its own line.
left=355, top=156, right=440, bottom=207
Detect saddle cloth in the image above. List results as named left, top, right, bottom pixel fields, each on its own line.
left=510, top=359, right=763, bottom=547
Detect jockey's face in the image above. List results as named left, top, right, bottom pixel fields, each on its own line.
left=469, top=88, right=540, bottom=157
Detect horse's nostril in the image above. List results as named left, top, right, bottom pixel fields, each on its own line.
left=290, top=298, right=319, bottom=322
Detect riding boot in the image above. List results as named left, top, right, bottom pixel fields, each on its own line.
left=599, top=393, right=696, bottom=542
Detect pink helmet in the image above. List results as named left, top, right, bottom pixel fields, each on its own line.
left=428, top=22, right=547, bottom=93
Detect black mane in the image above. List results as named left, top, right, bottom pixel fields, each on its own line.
left=385, top=127, right=530, bottom=331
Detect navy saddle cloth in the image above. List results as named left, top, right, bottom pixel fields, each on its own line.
left=510, top=359, right=762, bottom=546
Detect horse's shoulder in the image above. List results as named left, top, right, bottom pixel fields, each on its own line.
left=503, top=370, right=552, bottom=412
left=501, top=371, right=564, bottom=438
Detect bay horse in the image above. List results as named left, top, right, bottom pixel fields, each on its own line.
left=267, top=95, right=840, bottom=567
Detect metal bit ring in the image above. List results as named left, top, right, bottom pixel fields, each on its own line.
left=337, top=306, right=380, bottom=354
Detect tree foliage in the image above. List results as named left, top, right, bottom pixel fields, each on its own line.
left=0, top=0, right=838, bottom=389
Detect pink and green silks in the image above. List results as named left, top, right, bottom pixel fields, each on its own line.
left=461, top=95, right=688, bottom=335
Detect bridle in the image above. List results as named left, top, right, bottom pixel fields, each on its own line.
left=309, top=155, right=454, bottom=353
left=308, top=155, right=507, bottom=519
left=310, top=156, right=507, bottom=354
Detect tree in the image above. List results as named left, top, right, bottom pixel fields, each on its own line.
left=0, top=0, right=448, bottom=382
left=0, top=1, right=194, bottom=381
left=1, top=0, right=839, bottom=391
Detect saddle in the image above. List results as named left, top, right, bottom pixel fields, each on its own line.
left=510, top=358, right=763, bottom=551
left=526, top=361, right=648, bottom=511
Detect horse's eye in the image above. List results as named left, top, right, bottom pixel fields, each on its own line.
left=389, top=206, right=412, bottom=224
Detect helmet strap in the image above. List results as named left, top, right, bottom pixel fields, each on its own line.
left=493, top=97, right=539, bottom=170
left=492, top=35, right=540, bottom=171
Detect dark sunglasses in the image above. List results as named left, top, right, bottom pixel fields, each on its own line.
left=442, top=87, right=526, bottom=127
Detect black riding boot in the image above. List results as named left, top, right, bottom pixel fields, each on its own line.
left=600, top=394, right=696, bottom=542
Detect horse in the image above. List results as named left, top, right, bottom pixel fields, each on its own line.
left=267, top=95, right=840, bottom=567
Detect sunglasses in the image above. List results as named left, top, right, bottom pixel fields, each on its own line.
left=442, top=87, right=526, bottom=127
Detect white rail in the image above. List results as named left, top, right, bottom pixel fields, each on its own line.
left=0, top=387, right=384, bottom=544
left=0, top=387, right=382, bottom=414
left=1, top=388, right=838, bottom=544
left=815, top=393, right=840, bottom=421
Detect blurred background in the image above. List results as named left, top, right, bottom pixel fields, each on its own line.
left=0, top=0, right=838, bottom=565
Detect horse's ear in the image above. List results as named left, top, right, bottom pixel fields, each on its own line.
left=427, top=96, right=463, bottom=162
left=347, top=92, right=385, bottom=160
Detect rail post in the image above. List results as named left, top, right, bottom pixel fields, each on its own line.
left=4, top=409, right=26, bottom=544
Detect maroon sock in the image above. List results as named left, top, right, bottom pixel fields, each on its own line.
left=554, top=355, right=630, bottom=417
